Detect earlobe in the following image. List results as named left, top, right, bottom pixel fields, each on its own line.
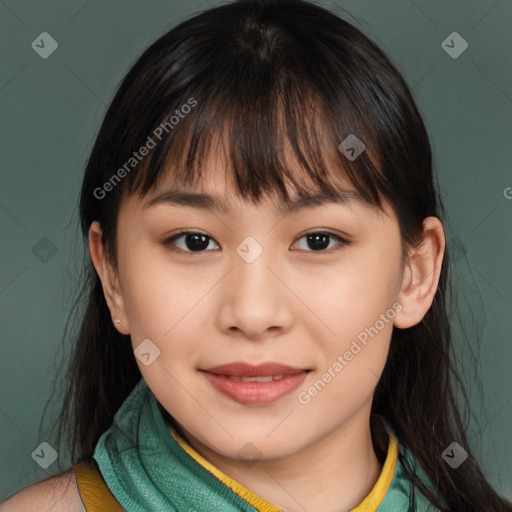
left=393, top=217, right=446, bottom=329
left=88, top=221, right=130, bottom=335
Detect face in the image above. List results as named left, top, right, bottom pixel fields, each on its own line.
left=97, top=147, right=408, bottom=463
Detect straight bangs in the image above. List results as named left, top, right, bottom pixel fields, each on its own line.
left=123, top=76, right=391, bottom=213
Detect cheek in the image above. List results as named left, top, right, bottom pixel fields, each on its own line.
left=120, top=240, right=193, bottom=318
left=302, top=243, right=401, bottom=343
left=307, top=261, right=397, bottom=409
left=118, top=244, right=202, bottom=358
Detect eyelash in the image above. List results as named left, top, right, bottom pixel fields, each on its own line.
left=163, top=230, right=350, bottom=255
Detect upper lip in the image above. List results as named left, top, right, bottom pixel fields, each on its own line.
left=202, top=362, right=309, bottom=377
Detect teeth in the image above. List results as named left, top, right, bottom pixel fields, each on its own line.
left=241, top=376, right=273, bottom=382
left=221, top=374, right=287, bottom=382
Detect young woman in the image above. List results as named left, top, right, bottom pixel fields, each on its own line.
left=3, top=0, right=511, bottom=510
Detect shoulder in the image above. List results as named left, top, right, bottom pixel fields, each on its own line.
left=0, top=469, right=85, bottom=512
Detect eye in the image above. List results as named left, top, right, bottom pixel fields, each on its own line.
left=293, top=231, right=350, bottom=252
left=164, top=231, right=220, bottom=253
left=163, top=230, right=349, bottom=254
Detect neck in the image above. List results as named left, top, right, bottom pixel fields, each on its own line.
left=169, top=403, right=384, bottom=512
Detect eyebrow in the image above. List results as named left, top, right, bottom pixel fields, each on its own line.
left=143, top=188, right=367, bottom=214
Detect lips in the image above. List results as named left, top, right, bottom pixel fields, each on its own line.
left=200, top=362, right=310, bottom=405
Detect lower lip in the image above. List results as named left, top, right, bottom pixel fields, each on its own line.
left=201, top=371, right=309, bottom=405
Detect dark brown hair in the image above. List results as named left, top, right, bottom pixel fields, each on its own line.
left=35, top=0, right=512, bottom=510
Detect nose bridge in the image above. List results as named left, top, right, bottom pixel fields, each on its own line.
left=217, top=233, right=293, bottom=337
left=232, top=234, right=278, bottom=297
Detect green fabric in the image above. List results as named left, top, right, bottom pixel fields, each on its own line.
left=93, top=377, right=442, bottom=511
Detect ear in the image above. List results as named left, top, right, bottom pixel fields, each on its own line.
left=393, top=217, right=446, bottom=329
left=88, top=221, right=130, bottom=335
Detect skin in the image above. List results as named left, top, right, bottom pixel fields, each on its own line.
left=89, top=144, right=445, bottom=512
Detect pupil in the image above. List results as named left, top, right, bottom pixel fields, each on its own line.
left=308, top=233, right=329, bottom=250
left=186, top=234, right=209, bottom=251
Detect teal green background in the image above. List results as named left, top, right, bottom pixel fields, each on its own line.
left=1, top=0, right=511, bottom=503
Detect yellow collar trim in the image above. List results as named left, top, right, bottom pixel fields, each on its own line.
left=349, top=431, right=399, bottom=511
left=170, top=429, right=280, bottom=511
left=170, top=427, right=399, bottom=512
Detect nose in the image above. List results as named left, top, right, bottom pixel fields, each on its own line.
left=216, top=242, right=294, bottom=341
